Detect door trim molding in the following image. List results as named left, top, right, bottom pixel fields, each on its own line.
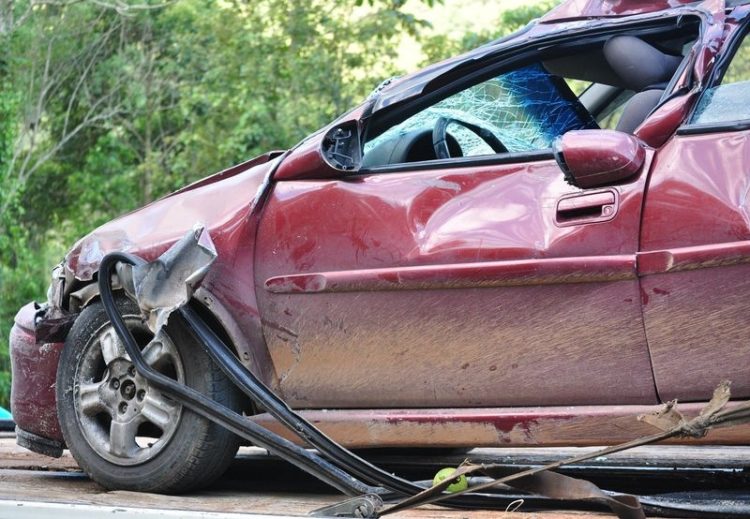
left=637, top=240, right=750, bottom=276
left=265, top=255, right=636, bottom=294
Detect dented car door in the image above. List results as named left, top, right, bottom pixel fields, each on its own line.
left=255, top=160, right=657, bottom=409
left=639, top=12, right=750, bottom=402
left=255, top=64, right=659, bottom=408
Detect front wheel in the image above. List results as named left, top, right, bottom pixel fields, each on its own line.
left=56, top=296, right=241, bottom=493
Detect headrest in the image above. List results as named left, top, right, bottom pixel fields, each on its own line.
left=603, top=36, right=682, bottom=91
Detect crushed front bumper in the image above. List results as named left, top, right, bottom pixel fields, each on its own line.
left=9, top=302, right=65, bottom=455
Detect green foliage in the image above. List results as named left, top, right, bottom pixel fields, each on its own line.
left=0, top=0, right=557, bottom=409
left=0, top=186, right=65, bottom=409
left=0, top=39, right=20, bottom=407
left=421, top=0, right=559, bottom=64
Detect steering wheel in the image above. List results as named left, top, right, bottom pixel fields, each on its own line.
left=432, top=116, right=508, bottom=159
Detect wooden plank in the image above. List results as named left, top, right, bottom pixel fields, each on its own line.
left=9, top=437, right=748, bottom=517
left=0, top=469, right=606, bottom=518
left=6, top=436, right=748, bottom=473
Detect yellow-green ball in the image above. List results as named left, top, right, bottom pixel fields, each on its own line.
left=433, top=467, right=468, bottom=493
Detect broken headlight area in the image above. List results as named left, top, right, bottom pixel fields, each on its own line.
left=34, top=264, right=77, bottom=343
left=34, top=257, right=121, bottom=343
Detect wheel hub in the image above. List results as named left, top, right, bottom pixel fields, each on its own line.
left=100, top=359, right=147, bottom=420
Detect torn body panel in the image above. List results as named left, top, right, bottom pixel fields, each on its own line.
left=120, top=225, right=218, bottom=333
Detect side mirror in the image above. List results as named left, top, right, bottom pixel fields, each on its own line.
left=553, top=130, right=646, bottom=189
left=274, top=120, right=362, bottom=181
left=321, top=121, right=362, bottom=172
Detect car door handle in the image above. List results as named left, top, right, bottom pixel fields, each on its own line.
left=556, top=190, right=617, bottom=226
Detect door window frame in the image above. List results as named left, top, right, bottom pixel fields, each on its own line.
left=677, top=18, right=750, bottom=136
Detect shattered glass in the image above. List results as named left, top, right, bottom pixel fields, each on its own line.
left=691, top=81, right=750, bottom=126
left=691, top=29, right=750, bottom=126
left=365, top=63, right=597, bottom=159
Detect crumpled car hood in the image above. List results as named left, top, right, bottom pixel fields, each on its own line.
left=65, top=151, right=283, bottom=281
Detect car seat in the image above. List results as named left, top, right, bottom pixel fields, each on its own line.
left=603, top=36, right=683, bottom=133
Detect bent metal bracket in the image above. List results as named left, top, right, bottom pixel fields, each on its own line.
left=102, top=226, right=750, bottom=519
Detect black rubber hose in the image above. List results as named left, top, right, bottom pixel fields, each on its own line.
left=97, top=252, right=377, bottom=496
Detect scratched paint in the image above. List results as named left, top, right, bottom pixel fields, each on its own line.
left=251, top=402, right=750, bottom=448
left=640, top=125, right=750, bottom=401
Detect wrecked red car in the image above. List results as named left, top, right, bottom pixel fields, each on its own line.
left=9, top=0, right=750, bottom=494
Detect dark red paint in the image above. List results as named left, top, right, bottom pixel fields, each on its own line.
left=254, top=153, right=654, bottom=407
left=10, top=304, right=64, bottom=441
left=558, top=130, right=646, bottom=188
left=10, top=0, right=750, bottom=449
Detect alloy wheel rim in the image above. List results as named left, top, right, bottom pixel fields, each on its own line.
left=73, top=318, right=184, bottom=466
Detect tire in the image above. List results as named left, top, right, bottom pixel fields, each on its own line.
left=56, top=296, right=241, bottom=493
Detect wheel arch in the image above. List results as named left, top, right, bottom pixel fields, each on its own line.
left=67, top=282, right=261, bottom=415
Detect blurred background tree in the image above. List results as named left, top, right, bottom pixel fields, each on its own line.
left=0, top=0, right=553, bottom=408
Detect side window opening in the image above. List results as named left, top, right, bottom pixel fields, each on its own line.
left=364, top=63, right=596, bottom=161
left=596, top=90, right=637, bottom=129
left=362, top=23, right=699, bottom=169
left=362, top=63, right=598, bottom=168
left=576, top=83, right=635, bottom=130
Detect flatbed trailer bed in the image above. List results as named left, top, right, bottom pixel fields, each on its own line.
left=2, top=433, right=749, bottom=518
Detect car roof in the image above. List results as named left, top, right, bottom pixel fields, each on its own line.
left=542, top=0, right=750, bottom=21
left=540, top=0, right=703, bottom=22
